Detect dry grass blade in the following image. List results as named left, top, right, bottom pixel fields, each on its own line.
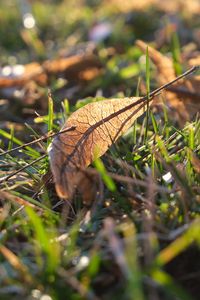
left=57, top=268, right=100, bottom=300
left=104, top=217, right=129, bottom=277
left=0, top=190, right=43, bottom=212
left=48, top=67, right=198, bottom=199
left=0, top=245, right=33, bottom=284
left=190, top=151, right=200, bottom=174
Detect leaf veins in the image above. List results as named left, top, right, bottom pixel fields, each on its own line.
left=48, top=66, right=198, bottom=199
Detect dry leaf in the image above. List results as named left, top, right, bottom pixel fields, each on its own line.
left=48, top=97, right=147, bottom=199
left=43, top=54, right=101, bottom=80
left=0, top=53, right=102, bottom=112
left=48, top=66, right=197, bottom=200
left=0, top=62, right=46, bottom=88
left=0, top=54, right=101, bottom=89
left=136, top=40, right=200, bottom=125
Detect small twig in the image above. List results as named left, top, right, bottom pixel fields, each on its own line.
left=107, top=66, right=199, bottom=147
left=85, top=167, right=172, bottom=194
left=148, top=65, right=199, bottom=99
left=60, top=66, right=199, bottom=173
left=166, top=86, right=200, bottom=99
left=0, top=154, right=47, bottom=184
left=0, top=126, right=76, bottom=157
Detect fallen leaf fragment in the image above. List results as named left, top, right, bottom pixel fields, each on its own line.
left=136, top=40, right=200, bottom=125
left=48, top=97, right=147, bottom=199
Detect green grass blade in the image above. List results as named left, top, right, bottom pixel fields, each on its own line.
left=144, top=46, right=150, bottom=143
left=8, top=125, right=14, bottom=151
left=155, top=219, right=200, bottom=266
left=0, top=129, right=39, bottom=157
left=150, top=111, right=158, bottom=134
left=47, top=91, right=54, bottom=146
left=122, top=222, right=144, bottom=300
left=25, top=206, right=60, bottom=274
left=151, top=269, right=193, bottom=300
left=94, top=157, right=116, bottom=192
left=171, top=32, right=182, bottom=75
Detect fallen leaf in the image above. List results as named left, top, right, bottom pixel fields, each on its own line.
left=0, top=54, right=101, bottom=89
left=136, top=40, right=200, bottom=125
left=48, top=97, right=147, bottom=199
left=0, top=53, right=102, bottom=113
left=0, top=62, right=46, bottom=88
left=48, top=67, right=198, bottom=200
left=43, top=54, right=102, bottom=81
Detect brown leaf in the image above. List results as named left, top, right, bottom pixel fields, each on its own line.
left=0, top=54, right=101, bottom=89
left=0, top=63, right=46, bottom=88
left=48, top=97, right=147, bottom=199
left=43, top=54, right=101, bottom=81
left=136, top=40, right=200, bottom=125
left=48, top=67, right=197, bottom=199
left=0, top=54, right=102, bottom=112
